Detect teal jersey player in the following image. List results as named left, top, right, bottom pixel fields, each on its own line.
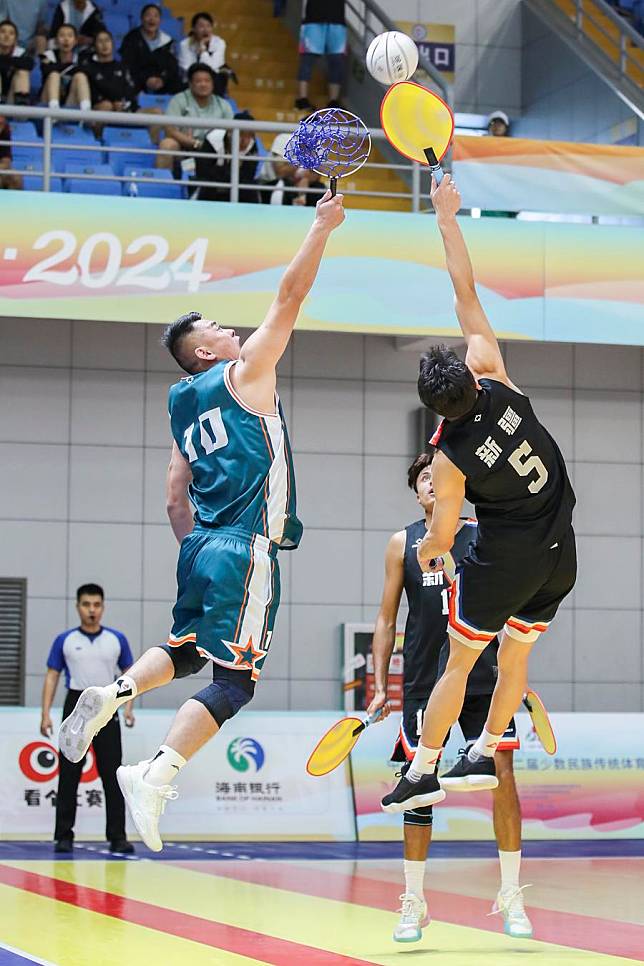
left=57, top=190, right=346, bottom=854
left=168, top=361, right=302, bottom=548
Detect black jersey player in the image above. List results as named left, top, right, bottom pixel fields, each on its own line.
left=368, top=452, right=531, bottom=942
left=382, top=173, right=576, bottom=815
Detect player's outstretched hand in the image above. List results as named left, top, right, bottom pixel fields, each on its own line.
left=366, top=690, right=391, bottom=721
left=430, top=172, right=461, bottom=220
left=315, top=189, right=345, bottom=231
left=417, top=537, right=444, bottom=574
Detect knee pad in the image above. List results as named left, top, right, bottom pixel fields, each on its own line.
left=403, top=805, right=433, bottom=827
left=158, top=642, right=208, bottom=679
left=192, top=680, right=253, bottom=727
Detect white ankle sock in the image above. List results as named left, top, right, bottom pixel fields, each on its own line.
left=48, top=98, right=59, bottom=109
left=468, top=729, right=503, bottom=761
left=80, top=98, right=91, bottom=112
left=145, top=745, right=186, bottom=786
left=106, top=675, right=137, bottom=707
left=404, top=859, right=426, bottom=898
left=499, top=849, right=521, bottom=892
left=408, top=743, right=441, bottom=782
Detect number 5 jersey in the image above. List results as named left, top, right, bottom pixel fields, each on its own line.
left=431, top=379, right=575, bottom=554
left=168, top=360, right=302, bottom=549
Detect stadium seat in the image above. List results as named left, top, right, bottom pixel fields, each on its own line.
left=103, top=12, right=131, bottom=35
left=137, top=93, right=171, bottom=111
left=11, top=159, right=63, bottom=192
left=52, top=125, right=103, bottom=167
left=10, top=144, right=43, bottom=166
left=122, top=166, right=184, bottom=199
left=65, top=176, right=121, bottom=195
left=103, top=126, right=156, bottom=174
left=160, top=14, right=184, bottom=42
left=9, top=121, right=38, bottom=141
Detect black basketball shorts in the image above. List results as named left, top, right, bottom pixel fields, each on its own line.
left=448, top=525, right=577, bottom=649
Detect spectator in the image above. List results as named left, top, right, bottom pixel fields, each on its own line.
left=50, top=0, right=104, bottom=49
left=179, top=11, right=235, bottom=97
left=194, top=109, right=261, bottom=202
left=0, top=19, right=33, bottom=104
left=0, top=0, right=48, bottom=55
left=84, top=28, right=137, bottom=132
left=487, top=109, right=510, bottom=137
left=120, top=3, right=181, bottom=96
left=0, top=113, right=23, bottom=188
left=260, top=131, right=324, bottom=205
left=40, top=583, right=135, bottom=855
left=157, top=61, right=233, bottom=172
left=40, top=22, right=90, bottom=110
left=295, top=0, right=346, bottom=112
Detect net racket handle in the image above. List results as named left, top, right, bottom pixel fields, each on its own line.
left=351, top=706, right=384, bottom=737
left=330, top=176, right=337, bottom=197
left=424, top=147, right=444, bottom=185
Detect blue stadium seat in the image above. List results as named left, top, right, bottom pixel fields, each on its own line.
left=65, top=176, right=121, bottom=195
left=122, top=166, right=184, bottom=199
left=12, top=159, right=63, bottom=192
left=52, top=125, right=103, bottom=167
left=10, top=144, right=43, bottom=165
left=103, top=126, right=156, bottom=175
left=10, top=121, right=39, bottom=142
left=160, top=14, right=184, bottom=42
left=103, top=12, right=131, bottom=35
left=137, top=92, right=171, bottom=111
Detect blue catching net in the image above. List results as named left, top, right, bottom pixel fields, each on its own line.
left=284, top=108, right=371, bottom=181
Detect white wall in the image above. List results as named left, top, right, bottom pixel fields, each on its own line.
left=376, top=0, right=522, bottom=116
left=1, top=319, right=642, bottom=713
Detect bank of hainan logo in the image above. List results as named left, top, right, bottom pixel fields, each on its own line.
left=227, top=737, right=265, bottom=773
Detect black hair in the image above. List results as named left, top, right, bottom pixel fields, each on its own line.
left=141, top=3, right=161, bottom=17
left=187, top=61, right=215, bottom=83
left=162, top=310, right=203, bottom=373
left=76, top=583, right=104, bottom=602
left=418, top=345, right=478, bottom=419
left=407, top=449, right=436, bottom=492
left=0, top=19, right=18, bottom=36
left=57, top=21, right=78, bottom=36
left=95, top=27, right=113, bottom=40
left=191, top=11, right=213, bottom=28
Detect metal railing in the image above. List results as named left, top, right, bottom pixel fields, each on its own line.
left=570, top=0, right=644, bottom=78
left=0, top=103, right=433, bottom=210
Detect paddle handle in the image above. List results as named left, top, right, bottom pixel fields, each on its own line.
left=351, top=706, right=384, bottom=737
left=423, top=147, right=444, bottom=185
left=330, top=176, right=337, bottom=197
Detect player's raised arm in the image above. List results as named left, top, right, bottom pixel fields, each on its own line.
left=231, top=191, right=345, bottom=409
left=366, top=531, right=406, bottom=720
left=416, top=452, right=465, bottom=571
left=166, top=441, right=194, bottom=544
left=430, top=175, right=507, bottom=384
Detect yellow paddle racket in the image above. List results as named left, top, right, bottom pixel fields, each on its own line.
left=306, top=709, right=384, bottom=777
left=522, top=688, right=557, bottom=755
left=380, top=80, right=454, bottom=183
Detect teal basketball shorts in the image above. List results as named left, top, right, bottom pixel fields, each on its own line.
left=167, top=526, right=281, bottom=683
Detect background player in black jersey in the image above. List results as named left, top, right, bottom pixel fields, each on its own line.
left=367, top=452, right=531, bottom=942
left=383, top=173, right=576, bottom=814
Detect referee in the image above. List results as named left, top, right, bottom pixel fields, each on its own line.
left=40, top=584, right=136, bottom=854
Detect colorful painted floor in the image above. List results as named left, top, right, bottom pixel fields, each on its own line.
left=0, top=841, right=642, bottom=965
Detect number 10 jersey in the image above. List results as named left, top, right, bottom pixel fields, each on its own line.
left=431, top=378, right=575, bottom=554
left=168, top=361, right=302, bottom=549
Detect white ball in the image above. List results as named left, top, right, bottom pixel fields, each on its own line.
left=365, top=31, right=419, bottom=86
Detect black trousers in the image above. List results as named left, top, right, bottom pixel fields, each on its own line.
left=54, top=689, right=126, bottom=843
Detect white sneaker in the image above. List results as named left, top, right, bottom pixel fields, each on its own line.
left=492, top=886, right=533, bottom=938
left=117, top=762, right=178, bottom=853
left=58, top=686, right=119, bottom=763
left=393, top=893, right=429, bottom=943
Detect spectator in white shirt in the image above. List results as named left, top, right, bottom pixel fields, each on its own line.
left=178, top=11, right=234, bottom=96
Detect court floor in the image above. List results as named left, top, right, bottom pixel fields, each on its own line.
left=0, top=841, right=642, bottom=965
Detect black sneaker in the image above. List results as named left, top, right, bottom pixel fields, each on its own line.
left=440, top=750, right=498, bottom=791
left=54, top=838, right=73, bottom=853
left=381, top=770, right=445, bottom=814
left=109, top=839, right=135, bottom=854
left=294, top=97, right=315, bottom=111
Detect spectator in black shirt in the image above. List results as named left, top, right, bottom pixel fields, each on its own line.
left=296, top=0, right=346, bottom=111
left=0, top=114, right=23, bottom=189
left=120, top=3, right=181, bottom=96
left=194, top=109, right=261, bottom=203
left=50, top=0, right=105, bottom=50
left=84, top=29, right=137, bottom=133
left=40, top=22, right=91, bottom=110
left=0, top=19, right=33, bottom=104
left=259, top=131, right=325, bottom=206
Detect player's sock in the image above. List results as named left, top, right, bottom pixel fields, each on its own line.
left=144, top=745, right=186, bottom=786
left=499, top=849, right=521, bottom=892
left=404, top=859, right=426, bottom=898
left=104, top=675, right=138, bottom=708
left=408, top=743, right=441, bottom=783
left=468, top=729, right=503, bottom=761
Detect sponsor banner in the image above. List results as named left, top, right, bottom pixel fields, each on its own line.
left=0, top=709, right=355, bottom=840
left=0, top=193, right=643, bottom=345
left=353, top=712, right=644, bottom=841
left=453, top=135, right=644, bottom=216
